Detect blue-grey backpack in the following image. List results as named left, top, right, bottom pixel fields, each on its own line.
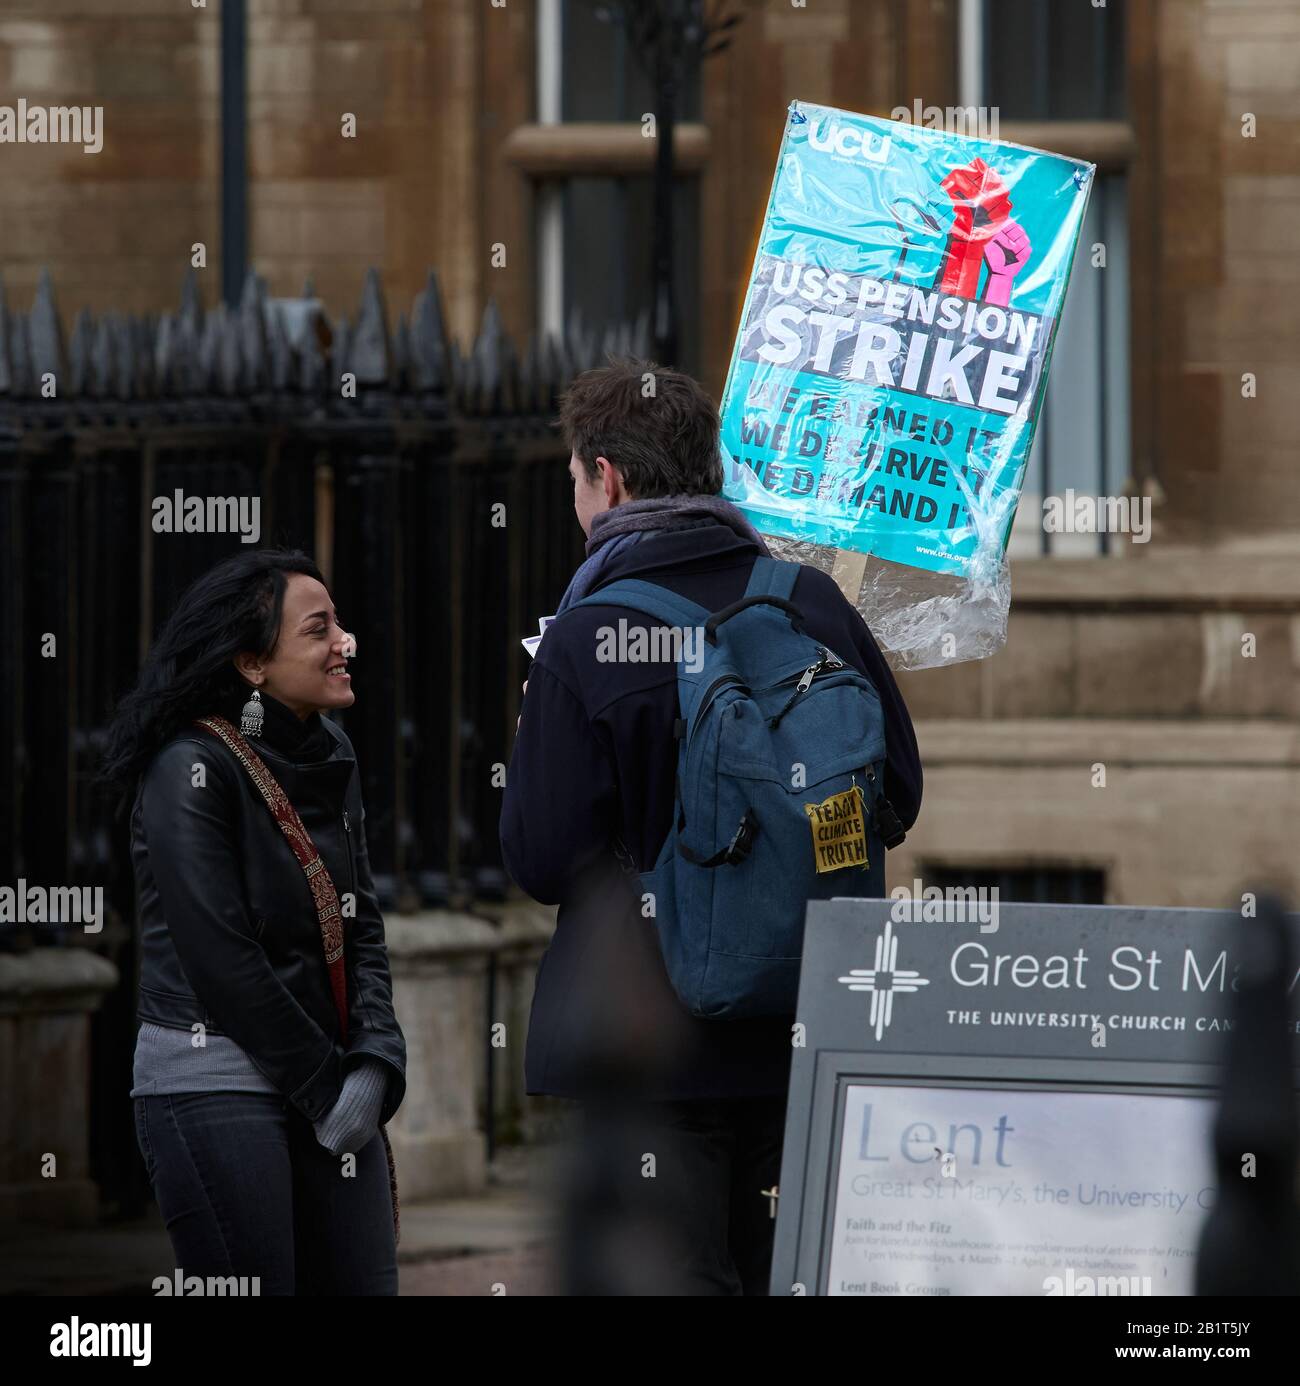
left=572, top=555, right=906, bottom=1019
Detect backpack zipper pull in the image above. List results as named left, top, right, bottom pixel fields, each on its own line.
left=773, top=653, right=827, bottom=729
left=799, top=646, right=842, bottom=689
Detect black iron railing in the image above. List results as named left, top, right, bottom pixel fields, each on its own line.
left=1, top=266, right=646, bottom=923
left=0, top=266, right=643, bottom=1211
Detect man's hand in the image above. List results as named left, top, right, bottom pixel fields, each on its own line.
left=517, top=679, right=527, bottom=732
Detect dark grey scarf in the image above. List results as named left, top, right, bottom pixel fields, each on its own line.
left=556, top=495, right=771, bottom=614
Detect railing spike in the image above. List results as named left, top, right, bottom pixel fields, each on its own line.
left=175, top=311, right=199, bottom=397
left=138, top=314, right=156, bottom=397
left=179, top=266, right=203, bottom=335
left=155, top=312, right=178, bottom=397
left=351, top=268, right=390, bottom=387
left=217, top=307, right=242, bottom=396
left=411, top=271, right=450, bottom=393
left=392, top=311, right=411, bottom=394
left=197, top=306, right=224, bottom=394
left=298, top=305, right=326, bottom=395
left=115, top=315, right=130, bottom=398
left=520, top=332, right=541, bottom=415
left=103, top=313, right=125, bottom=400
left=473, top=298, right=505, bottom=407
left=29, top=268, right=67, bottom=386
left=68, top=307, right=93, bottom=398
left=332, top=314, right=352, bottom=394
left=265, top=301, right=293, bottom=393
left=10, top=312, right=32, bottom=399
left=238, top=270, right=268, bottom=391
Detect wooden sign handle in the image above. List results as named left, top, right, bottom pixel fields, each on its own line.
left=829, top=548, right=868, bottom=605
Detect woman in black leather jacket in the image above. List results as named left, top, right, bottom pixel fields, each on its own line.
left=103, top=548, right=406, bottom=1295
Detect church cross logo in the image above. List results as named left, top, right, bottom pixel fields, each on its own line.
left=837, top=919, right=930, bottom=1041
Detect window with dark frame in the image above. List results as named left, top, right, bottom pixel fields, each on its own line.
left=537, top=0, right=704, bottom=374
left=923, top=865, right=1108, bottom=906
left=977, top=0, right=1132, bottom=558
left=984, top=0, right=1127, bottom=122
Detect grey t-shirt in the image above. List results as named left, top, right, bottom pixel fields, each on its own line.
left=129, top=1020, right=279, bottom=1097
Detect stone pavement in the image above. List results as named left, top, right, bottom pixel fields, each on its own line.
left=394, top=1144, right=560, bottom=1296
left=0, top=1145, right=560, bottom=1297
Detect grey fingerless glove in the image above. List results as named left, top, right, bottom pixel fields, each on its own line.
left=313, top=1057, right=388, bottom=1157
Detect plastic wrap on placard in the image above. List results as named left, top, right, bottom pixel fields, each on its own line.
left=719, top=100, right=1094, bottom=670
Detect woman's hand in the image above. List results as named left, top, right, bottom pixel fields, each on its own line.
left=312, top=1058, right=388, bottom=1156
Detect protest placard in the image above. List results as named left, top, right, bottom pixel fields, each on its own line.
left=720, top=102, right=1094, bottom=667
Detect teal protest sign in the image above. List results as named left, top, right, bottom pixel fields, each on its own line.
left=720, top=101, right=1094, bottom=578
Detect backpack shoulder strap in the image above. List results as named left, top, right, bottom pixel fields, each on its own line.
left=570, top=578, right=711, bottom=631
left=743, top=556, right=800, bottom=602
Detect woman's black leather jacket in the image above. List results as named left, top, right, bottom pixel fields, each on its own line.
left=131, top=710, right=406, bottom=1125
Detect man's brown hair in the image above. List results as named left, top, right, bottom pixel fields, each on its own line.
left=558, top=357, right=724, bottom=498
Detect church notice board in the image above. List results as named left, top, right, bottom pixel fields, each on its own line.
left=770, top=901, right=1300, bottom=1297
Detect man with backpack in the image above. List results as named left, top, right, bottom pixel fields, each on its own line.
left=500, top=359, right=922, bottom=1295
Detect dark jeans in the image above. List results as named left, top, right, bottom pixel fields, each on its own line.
left=561, top=1093, right=788, bottom=1296
left=133, top=1092, right=397, bottom=1296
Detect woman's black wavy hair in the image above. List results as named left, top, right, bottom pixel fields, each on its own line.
left=99, top=547, right=325, bottom=802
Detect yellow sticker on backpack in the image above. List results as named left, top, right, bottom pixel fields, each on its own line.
left=804, top=785, right=869, bottom=873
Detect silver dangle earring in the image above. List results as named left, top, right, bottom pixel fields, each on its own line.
left=240, top=688, right=264, bottom=738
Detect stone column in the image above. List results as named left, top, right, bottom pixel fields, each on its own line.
left=0, top=947, right=119, bottom=1226
left=384, top=911, right=502, bottom=1201
left=476, top=899, right=557, bottom=1145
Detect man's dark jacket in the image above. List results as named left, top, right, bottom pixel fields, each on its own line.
left=132, top=699, right=406, bottom=1125
left=500, top=522, right=922, bottom=1101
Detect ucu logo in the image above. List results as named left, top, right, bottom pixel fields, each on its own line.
left=808, top=121, right=891, bottom=164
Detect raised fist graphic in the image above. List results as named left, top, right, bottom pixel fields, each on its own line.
left=935, top=157, right=1015, bottom=299
left=981, top=221, right=1032, bottom=306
